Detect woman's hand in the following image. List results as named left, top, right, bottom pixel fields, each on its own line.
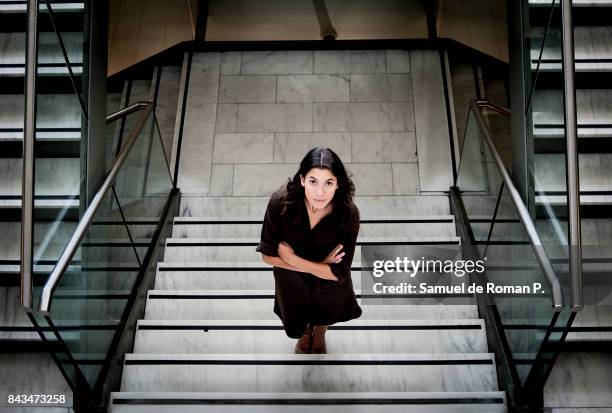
left=322, top=244, right=345, bottom=264
left=277, top=242, right=339, bottom=281
left=277, top=241, right=295, bottom=264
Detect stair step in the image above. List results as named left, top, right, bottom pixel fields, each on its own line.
left=532, top=90, right=612, bottom=131
left=0, top=198, right=79, bottom=208
left=0, top=157, right=80, bottom=199
left=154, top=264, right=480, bottom=291
left=155, top=259, right=361, bottom=291
left=166, top=236, right=461, bottom=245
left=545, top=352, right=612, bottom=408
left=0, top=330, right=40, bottom=340
left=172, top=215, right=457, bottom=238
left=174, top=215, right=456, bottom=223
left=531, top=61, right=612, bottom=72
left=0, top=64, right=83, bottom=76
left=482, top=243, right=612, bottom=262
left=0, top=243, right=149, bottom=263
left=133, top=319, right=487, bottom=354
left=154, top=267, right=361, bottom=290
left=0, top=132, right=81, bottom=141
left=463, top=196, right=612, bottom=221
left=179, top=195, right=451, bottom=218
left=0, top=93, right=82, bottom=128
left=144, top=290, right=478, bottom=320
left=0, top=1, right=84, bottom=13
left=551, top=409, right=612, bottom=413
left=533, top=153, right=612, bottom=199
left=535, top=194, right=612, bottom=206
left=533, top=127, right=612, bottom=139
left=529, top=27, right=612, bottom=73
left=109, top=391, right=507, bottom=413
left=566, top=331, right=612, bottom=341
left=163, top=237, right=460, bottom=263
left=529, top=0, right=612, bottom=5
left=471, top=218, right=612, bottom=246
left=571, top=305, right=612, bottom=330
left=121, top=353, right=498, bottom=393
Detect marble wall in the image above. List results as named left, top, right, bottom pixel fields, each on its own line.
left=176, top=49, right=454, bottom=197
left=155, top=66, right=183, bottom=166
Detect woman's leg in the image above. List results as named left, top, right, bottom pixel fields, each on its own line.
left=311, top=325, right=328, bottom=354
left=294, top=323, right=313, bottom=354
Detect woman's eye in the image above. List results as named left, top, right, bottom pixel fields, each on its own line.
left=309, top=180, right=316, bottom=185
left=326, top=182, right=333, bottom=187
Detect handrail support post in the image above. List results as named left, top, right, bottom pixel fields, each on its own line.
left=21, top=0, right=38, bottom=311
left=561, top=0, right=583, bottom=310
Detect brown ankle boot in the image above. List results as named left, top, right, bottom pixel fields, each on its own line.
left=294, top=325, right=313, bottom=354
left=311, top=325, right=328, bottom=354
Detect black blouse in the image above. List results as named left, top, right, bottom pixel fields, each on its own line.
left=255, top=188, right=360, bottom=284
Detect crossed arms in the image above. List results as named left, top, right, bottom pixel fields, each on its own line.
left=261, top=242, right=345, bottom=281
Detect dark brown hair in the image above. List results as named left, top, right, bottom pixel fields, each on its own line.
left=274, top=147, right=359, bottom=234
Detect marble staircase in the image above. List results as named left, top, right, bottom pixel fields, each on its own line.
left=525, top=2, right=612, bottom=408
left=0, top=1, right=87, bottom=409
left=0, top=3, right=185, bottom=409
left=109, top=194, right=507, bottom=412
left=0, top=0, right=88, bottom=283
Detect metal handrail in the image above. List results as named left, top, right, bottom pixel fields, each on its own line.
left=468, top=99, right=563, bottom=309
left=38, top=102, right=154, bottom=314
left=475, top=100, right=511, bottom=117
left=106, top=102, right=150, bottom=123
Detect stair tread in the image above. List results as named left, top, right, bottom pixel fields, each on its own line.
left=0, top=334, right=41, bottom=340
left=133, top=321, right=488, bottom=354
left=145, top=299, right=478, bottom=320
left=566, top=332, right=612, bottom=341
left=535, top=195, right=612, bottom=205
left=0, top=134, right=81, bottom=140
left=136, top=319, right=484, bottom=327
left=0, top=2, right=84, bottom=12
left=147, top=289, right=470, bottom=296
left=174, top=215, right=455, bottom=222
left=110, top=390, right=507, bottom=400
left=179, top=195, right=452, bottom=217
left=124, top=352, right=495, bottom=361
left=0, top=199, right=79, bottom=208
left=157, top=262, right=366, bottom=269
left=166, top=236, right=461, bottom=244
left=0, top=66, right=83, bottom=76
left=529, top=0, right=612, bottom=7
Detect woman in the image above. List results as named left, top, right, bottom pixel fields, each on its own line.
left=256, top=147, right=362, bottom=354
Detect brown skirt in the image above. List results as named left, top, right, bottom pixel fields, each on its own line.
left=272, top=268, right=363, bottom=339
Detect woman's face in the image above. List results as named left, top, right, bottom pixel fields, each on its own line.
left=300, top=167, right=339, bottom=209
